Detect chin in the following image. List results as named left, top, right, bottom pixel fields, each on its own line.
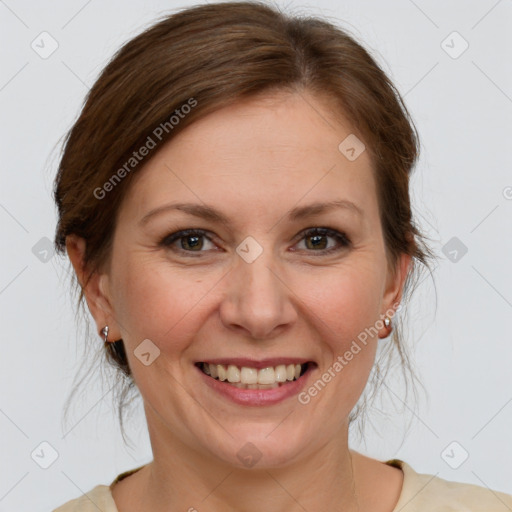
left=208, top=424, right=313, bottom=470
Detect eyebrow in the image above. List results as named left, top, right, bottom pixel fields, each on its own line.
left=139, top=199, right=363, bottom=227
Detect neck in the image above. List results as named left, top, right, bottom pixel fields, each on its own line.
left=133, top=410, right=361, bottom=512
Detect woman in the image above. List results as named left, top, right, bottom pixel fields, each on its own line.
left=52, top=1, right=512, bottom=510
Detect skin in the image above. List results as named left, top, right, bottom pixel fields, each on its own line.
left=67, top=90, right=410, bottom=511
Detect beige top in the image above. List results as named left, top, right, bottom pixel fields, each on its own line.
left=53, top=459, right=512, bottom=511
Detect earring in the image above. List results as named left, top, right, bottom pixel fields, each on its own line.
left=379, top=316, right=393, bottom=340
left=101, top=325, right=109, bottom=342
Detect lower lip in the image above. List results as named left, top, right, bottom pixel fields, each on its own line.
left=196, top=365, right=314, bottom=406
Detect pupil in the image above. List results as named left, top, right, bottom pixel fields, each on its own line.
left=307, top=234, right=326, bottom=250
left=183, top=235, right=202, bottom=250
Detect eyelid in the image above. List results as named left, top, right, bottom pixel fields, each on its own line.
left=292, top=226, right=351, bottom=252
left=160, top=228, right=216, bottom=248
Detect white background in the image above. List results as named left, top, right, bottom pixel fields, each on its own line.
left=1, top=0, right=511, bottom=510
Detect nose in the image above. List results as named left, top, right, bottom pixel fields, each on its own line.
left=219, top=248, right=297, bottom=340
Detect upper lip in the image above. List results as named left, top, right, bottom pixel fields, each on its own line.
left=197, top=358, right=314, bottom=369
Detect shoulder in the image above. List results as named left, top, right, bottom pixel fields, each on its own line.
left=52, top=485, right=117, bottom=512
left=389, top=458, right=512, bottom=511
left=52, top=465, right=146, bottom=512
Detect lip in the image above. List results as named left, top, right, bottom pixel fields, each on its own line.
left=195, top=361, right=316, bottom=406
left=198, top=357, right=312, bottom=369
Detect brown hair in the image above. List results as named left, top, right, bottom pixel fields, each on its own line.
left=53, top=0, right=436, bottom=445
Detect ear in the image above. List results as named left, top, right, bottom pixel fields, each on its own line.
left=65, top=234, right=121, bottom=342
left=379, top=252, right=411, bottom=337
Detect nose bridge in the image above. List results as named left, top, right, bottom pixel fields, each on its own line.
left=239, top=248, right=279, bottom=304
left=220, top=237, right=295, bottom=338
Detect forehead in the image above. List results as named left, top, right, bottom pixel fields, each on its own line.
left=121, top=91, right=378, bottom=226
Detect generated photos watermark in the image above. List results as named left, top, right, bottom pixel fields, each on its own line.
left=93, top=97, right=197, bottom=200
left=298, top=302, right=401, bottom=405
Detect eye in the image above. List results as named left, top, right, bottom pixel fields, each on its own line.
left=159, top=226, right=351, bottom=257
left=160, top=229, right=217, bottom=254
left=293, top=227, right=351, bottom=254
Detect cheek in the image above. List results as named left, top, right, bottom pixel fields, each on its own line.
left=293, top=263, right=382, bottom=402
left=297, top=262, right=383, bottom=344
left=110, top=253, right=217, bottom=352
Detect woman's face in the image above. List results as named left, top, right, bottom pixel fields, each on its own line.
left=93, top=91, right=408, bottom=468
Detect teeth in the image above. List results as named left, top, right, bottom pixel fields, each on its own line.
left=258, top=367, right=275, bottom=384
left=217, top=365, right=227, bottom=381
left=230, top=382, right=279, bottom=389
left=275, top=365, right=287, bottom=382
left=241, top=367, right=258, bottom=384
left=227, top=364, right=241, bottom=383
left=203, top=362, right=307, bottom=385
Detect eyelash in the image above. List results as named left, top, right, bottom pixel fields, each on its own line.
left=159, top=227, right=351, bottom=256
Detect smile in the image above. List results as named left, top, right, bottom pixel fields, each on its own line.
left=197, top=362, right=310, bottom=389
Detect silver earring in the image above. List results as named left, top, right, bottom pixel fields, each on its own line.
left=101, top=325, right=109, bottom=342
left=384, top=316, right=391, bottom=328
